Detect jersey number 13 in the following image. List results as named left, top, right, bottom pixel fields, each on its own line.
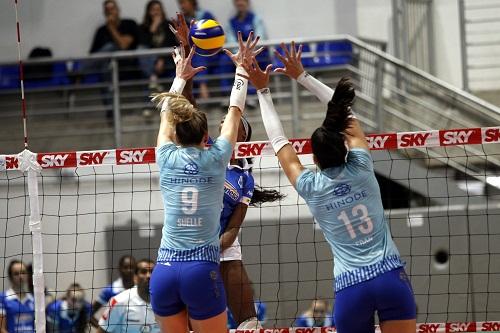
left=337, top=204, right=374, bottom=239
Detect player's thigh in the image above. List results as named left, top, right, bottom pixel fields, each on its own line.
left=190, top=310, right=227, bottom=333
left=334, top=282, right=375, bottom=333
left=373, top=268, right=416, bottom=323
left=150, top=262, right=184, bottom=317
left=380, top=319, right=416, bottom=333
left=155, top=309, right=189, bottom=333
left=179, top=261, right=227, bottom=321
left=220, top=260, right=256, bottom=323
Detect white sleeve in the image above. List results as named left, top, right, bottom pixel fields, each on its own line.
left=296, top=71, right=334, bottom=105
left=257, top=88, right=290, bottom=153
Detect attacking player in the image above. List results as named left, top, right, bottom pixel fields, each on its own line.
left=219, top=116, right=281, bottom=329
left=239, top=42, right=417, bottom=333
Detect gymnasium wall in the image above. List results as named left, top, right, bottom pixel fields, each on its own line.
left=0, top=0, right=464, bottom=88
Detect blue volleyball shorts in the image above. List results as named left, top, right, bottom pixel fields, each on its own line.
left=150, top=261, right=226, bottom=320
left=334, top=267, right=416, bottom=333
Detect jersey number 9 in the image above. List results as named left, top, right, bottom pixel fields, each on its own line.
left=181, top=187, right=199, bottom=215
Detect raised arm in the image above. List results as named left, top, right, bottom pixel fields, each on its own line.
left=154, top=46, right=206, bottom=147
left=219, top=31, right=263, bottom=146
left=170, top=13, right=197, bottom=106
left=274, top=41, right=334, bottom=104
left=240, top=57, right=305, bottom=186
left=275, top=42, right=367, bottom=150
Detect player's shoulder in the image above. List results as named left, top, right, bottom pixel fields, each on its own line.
left=111, top=288, right=135, bottom=304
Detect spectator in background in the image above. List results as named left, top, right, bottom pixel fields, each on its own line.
left=98, top=259, right=157, bottom=333
left=90, top=255, right=136, bottom=327
left=46, top=283, right=91, bottom=333
left=178, top=0, right=217, bottom=99
left=90, top=0, right=139, bottom=55
left=218, top=0, right=269, bottom=104
left=88, top=0, right=140, bottom=121
left=295, top=299, right=334, bottom=328
left=139, top=0, right=177, bottom=91
left=0, top=260, right=35, bottom=333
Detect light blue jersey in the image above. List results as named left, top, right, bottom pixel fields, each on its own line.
left=156, top=138, right=233, bottom=263
left=296, top=148, right=404, bottom=291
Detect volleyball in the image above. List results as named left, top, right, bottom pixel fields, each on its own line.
left=189, top=19, right=225, bottom=57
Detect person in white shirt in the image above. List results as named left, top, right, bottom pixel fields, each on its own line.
left=98, top=259, right=156, bottom=333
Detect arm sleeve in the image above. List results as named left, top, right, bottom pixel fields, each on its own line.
left=98, top=298, right=123, bottom=333
left=295, top=169, right=315, bottom=200
left=240, top=172, right=254, bottom=206
left=45, top=303, right=57, bottom=325
left=209, top=137, right=233, bottom=166
left=346, top=148, right=373, bottom=172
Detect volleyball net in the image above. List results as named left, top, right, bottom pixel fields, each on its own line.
left=2, top=127, right=500, bottom=332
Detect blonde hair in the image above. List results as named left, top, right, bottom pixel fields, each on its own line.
left=152, top=92, right=208, bottom=145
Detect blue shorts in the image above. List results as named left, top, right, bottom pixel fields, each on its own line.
left=150, top=261, right=226, bottom=320
left=334, top=267, right=416, bottom=333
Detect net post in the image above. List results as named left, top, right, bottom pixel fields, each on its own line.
left=18, top=149, right=46, bottom=333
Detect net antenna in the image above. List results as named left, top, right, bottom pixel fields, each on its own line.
left=12, top=2, right=46, bottom=333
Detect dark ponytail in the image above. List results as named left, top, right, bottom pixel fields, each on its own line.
left=311, top=77, right=356, bottom=170
left=237, top=119, right=285, bottom=206
left=250, top=186, right=285, bottom=206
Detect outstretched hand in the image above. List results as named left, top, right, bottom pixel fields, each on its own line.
left=223, top=31, right=264, bottom=67
left=274, top=41, right=305, bottom=80
left=173, top=44, right=206, bottom=80
left=239, top=56, right=273, bottom=90
left=169, top=12, right=194, bottom=52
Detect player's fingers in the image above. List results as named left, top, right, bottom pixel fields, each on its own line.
left=237, top=31, right=244, bottom=49
left=179, top=43, right=186, bottom=59
left=282, top=42, right=291, bottom=58
left=246, top=31, right=254, bottom=48
left=254, top=47, right=264, bottom=57
left=297, top=44, right=303, bottom=61
left=264, top=64, right=273, bottom=75
left=274, top=50, right=287, bottom=64
left=169, top=23, right=178, bottom=35
left=250, top=35, right=261, bottom=50
left=193, top=66, right=207, bottom=74
left=187, top=46, right=196, bottom=61
left=291, top=41, right=297, bottom=57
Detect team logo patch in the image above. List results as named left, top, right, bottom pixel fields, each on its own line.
left=184, top=162, right=199, bottom=175
left=333, top=183, right=351, bottom=196
left=224, top=180, right=239, bottom=201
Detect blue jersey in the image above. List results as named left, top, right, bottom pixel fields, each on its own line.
left=156, top=138, right=233, bottom=263
left=46, top=299, right=91, bottom=333
left=227, top=12, right=267, bottom=43
left=220, top=165, right=254, bottom=235
left=0, top=289, right=35, bottom=333
left=295, top=314, right=334, bottom=328
left=296, top=148, right=403, bottom=291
